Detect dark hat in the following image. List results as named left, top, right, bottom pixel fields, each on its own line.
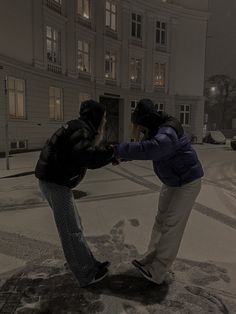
left=131, top=99, right=163, bottom=130
left=80, top=100, right=105, bottom=130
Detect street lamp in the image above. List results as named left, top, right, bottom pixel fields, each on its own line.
left=210, top=86, right=216, bottom=93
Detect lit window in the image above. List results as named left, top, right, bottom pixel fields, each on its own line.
left=49, top=87, right=63, bottom=121
left=155, top=103, right=165, bottom=112
left=46, top=26, right=61, bottom=65
left=131, top=13, right=142, bottom=39
left=78, top=40, right=90, bottom=73
left=106, top=1, right=117, bottom=31
left=78, top=0, right=90, bottom=19
left=180, top=104, right=191, bottom=126
left=105, top=51, right=117, bottom=80
left=154, top=63, right=166, bottom=88
left=130, top=58, right=142, bottom=84
left=8, top=77, right=26, bottom=119
left=156, top=21, right=167, bottom=45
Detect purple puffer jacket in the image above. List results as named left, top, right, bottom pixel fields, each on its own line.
left=115, top=126, right=204, bottom=187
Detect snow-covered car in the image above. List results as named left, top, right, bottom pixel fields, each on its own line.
left=231, top=136, right=236, bottom=150
left=203, top=131, right=226, bottom=144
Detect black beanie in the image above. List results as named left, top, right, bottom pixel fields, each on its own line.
left=80, top=100, right=105, bottom=130
left=131, top=99, right=164, bottom=130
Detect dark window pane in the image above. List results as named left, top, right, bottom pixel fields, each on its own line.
left=156, top=21, right=160, bottom=28
left=162, top=22, right=166, bottom=29
left=185, top=113, right=190, bottom=125
left=156, top=29, right=160, bottom=43
left=161, top=31, right=166, bottom=44
left=11, top=142, right=17, bottom=149
left=132, top=22, right=136, bottom=36
left=132, top=13, right=136, bottom=20
left=137, top=24, right=141, bottom=38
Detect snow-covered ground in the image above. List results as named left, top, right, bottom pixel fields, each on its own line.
left=0, top=142, right=235, bottom=313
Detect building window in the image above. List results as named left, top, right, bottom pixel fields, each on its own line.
left=105, top=51, right=116, bottom=80
left=49, top=87, right=63, bottom=121
left=156, top=21, right=167, bottom=45
left=180, top=104, right=191, bottom=126
left=154, top=63, right=166, bottom=88
left=79, top=93, right=91, bottom=112
left=131, top=13, right=142, bottom=39
left=155, top=103, right=165, bottom=112
left=10, top=140, right=28, bottom=151
left=130, top=58, right=142, bottom=84
left=45, top=0, right=62, bottom=14
left=46, top=26, right=61, bottom=65
left=105, top=1, right=117, bottom=31
left=78, top=0, right=90, bottom=19
left=78, top=40, right=90, bottom=73
left=8, top=77, right=26, bottom=119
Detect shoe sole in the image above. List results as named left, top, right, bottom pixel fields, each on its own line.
left=132, top=260, right=163, bottom=285
left=82, top=269, right=109, bottom=288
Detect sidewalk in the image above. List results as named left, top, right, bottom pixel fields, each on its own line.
left=0, top=148, right=236, bottom=313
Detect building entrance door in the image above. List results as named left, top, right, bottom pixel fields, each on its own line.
left=99, top=96, right=119, bottom=143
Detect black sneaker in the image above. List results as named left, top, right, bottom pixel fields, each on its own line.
left=82, top=267, right=109, bottom=287
left=96, top=260, right=111, bottom=268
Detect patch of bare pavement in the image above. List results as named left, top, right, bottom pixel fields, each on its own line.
left=0, top=220, right=236, bottom=314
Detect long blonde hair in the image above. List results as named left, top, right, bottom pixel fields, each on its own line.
left=94, top=112, right=106, bottom=146
left=132, top=123, right=148, bottom=142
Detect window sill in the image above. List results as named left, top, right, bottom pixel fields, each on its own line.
left=131, top=38, right=142, bottom=47
left=130, top=82, right=141, bottom=89
left=49, top=120, right=64, bottom=123
left=78, top=71, right=91, bottom=80
left=45, top=0, right=62, bottom=15
left=9, top=117, right=27, bottom=121
left=77, top=16, right=92, bottom=28
left=105, top=27, right=118, bottom=39
left=155, top=44, right=167, bottom=52
left=105, top=79, right=117, bottom=86
left=154, top=86, right=166, bottom=92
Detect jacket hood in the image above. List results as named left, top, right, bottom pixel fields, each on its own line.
left=79, top=100, right=105, bottom=130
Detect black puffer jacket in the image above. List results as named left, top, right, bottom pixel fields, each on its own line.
left=35, top=118, right=114, bottom=188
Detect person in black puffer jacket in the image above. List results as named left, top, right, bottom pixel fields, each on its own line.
left=35, top=100, right=114, bottom=287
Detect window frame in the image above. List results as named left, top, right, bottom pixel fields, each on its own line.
left=131, top=12, right=142, bottom=40
left=179, top=104, right=191, bottom=126
left=78, top=0, right=91, bottom=20
left=105, top=51, right=117, bottom=80
left=155, top=103, right=165, bottom=112
left=105, top=1, right=117, bottom=32
left=154, top=62, right=166, bottom=89
left=78, top=40, right=91, bottom=73
left=130, top=57, right=142, bottom=84
left=49, top=86, right=64, bottom=122
left=8, top=77, right=26, bottom=120
left=156, top=20, right=167, bottom=46
left=46, top=25, right=61, bottom=65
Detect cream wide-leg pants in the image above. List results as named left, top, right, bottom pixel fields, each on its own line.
left=138, top=178, right=202, bottom=283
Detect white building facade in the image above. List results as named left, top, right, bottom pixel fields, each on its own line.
left=0, top=0, right=209, bottom=153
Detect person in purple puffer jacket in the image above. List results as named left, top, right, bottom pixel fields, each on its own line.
left=115, top=99, right=204, bottom=285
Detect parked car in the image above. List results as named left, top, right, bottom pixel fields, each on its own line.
left=203, top=131, right=226, bottom=144
left=231, top=136, right=236, bottom=150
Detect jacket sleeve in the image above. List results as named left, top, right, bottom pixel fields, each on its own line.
left=71, top=140, right=115, bottom=169
left=115, top=133, right=176, bottom=162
